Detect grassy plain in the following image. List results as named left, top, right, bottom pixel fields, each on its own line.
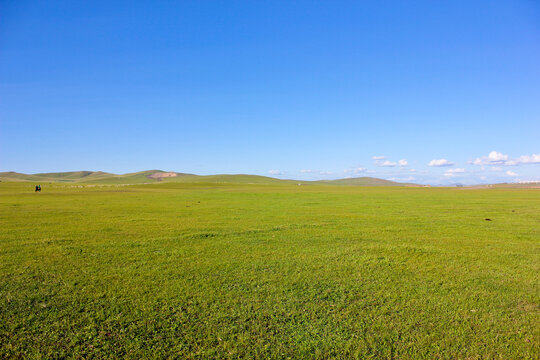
left=0, top=181, right=538, bottom=359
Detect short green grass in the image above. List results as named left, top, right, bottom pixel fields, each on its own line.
left=1, top=182, right=538, bottom=359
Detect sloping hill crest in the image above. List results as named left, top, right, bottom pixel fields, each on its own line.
left=0, top=171, right=410, bottom=186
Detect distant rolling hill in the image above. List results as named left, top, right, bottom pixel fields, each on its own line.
left=0, top=170, right=190, bottom=184
left=0, top=171, right=113, bottom=183
left=314, top=177, right=408, bottom=186
left=0, top=170, right=412, bottom=186
left=165, top=174, right=302, bottom=185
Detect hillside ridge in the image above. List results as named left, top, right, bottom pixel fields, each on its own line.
left=0, top=170, right=411, bottom=186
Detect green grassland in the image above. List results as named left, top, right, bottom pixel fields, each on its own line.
left=1, top=181, right=538, bottom=359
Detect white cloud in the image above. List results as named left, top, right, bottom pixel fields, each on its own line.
left=490, top=166, right=502, bottom=172
left=516, top=153, right=540, bottom=164
left=409, top=169, right=416, bottom=172
left=506, top=170, right=518, bottom=176
left=487, top=151, right=508, bottom=162
left=319, top=171, right=333, bottom=175
left=379, top=160, right=397, bottom=167
left=428, top=159, right=454, bottom=167
left=501, top=154, right=540, bottom=165
left=471, top=151, right=509, bottom=165
left=374, top=156, right=405, bottom=167
left=472, top=151, right=540, bottom=166
left=300, top=169, right=313, bottom=173
left=268, top=170, right=283, bottom=175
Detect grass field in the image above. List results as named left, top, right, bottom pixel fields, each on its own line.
left=1, top=181, right=538, bottom=359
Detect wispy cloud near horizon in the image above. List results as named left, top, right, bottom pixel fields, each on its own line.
left=471, top=151, right=540, bottom=166
left=344, top=167, right=366, bottom=174
left=428, top=159, right=454, bottom=167
left=444, top=168, right=465, bottom=177
left=377, top=160, right=396, bottom=167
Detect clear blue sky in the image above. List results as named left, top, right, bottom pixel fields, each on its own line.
left=1, top=0, right=539, bottom=184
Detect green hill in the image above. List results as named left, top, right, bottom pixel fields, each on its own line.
left=314, top=177, right=406, bottom=186
left=162, top=174, right=302, bottom=185
left=0, top=171, right=113, bottom=183
left=81, top=170, right=187, bottom=184
left=0, top=170, right=185, bottom=184
left=0, top=171, right=412, bottom=186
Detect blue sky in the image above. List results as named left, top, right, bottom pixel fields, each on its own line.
left=1, top=0, right=539, bottom=184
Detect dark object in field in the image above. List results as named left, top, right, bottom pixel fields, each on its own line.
left=35, top=185, right=41, bottom=192
left=485, top=218, right=492, bottom=221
